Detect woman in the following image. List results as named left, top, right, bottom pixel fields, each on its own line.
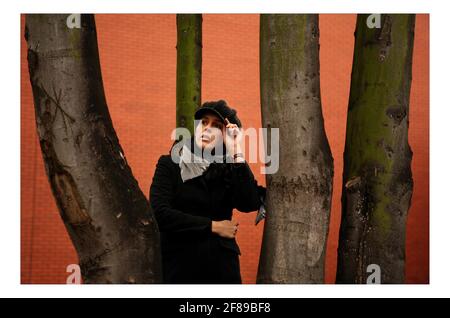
left=149, top=100, right=264, bottom=284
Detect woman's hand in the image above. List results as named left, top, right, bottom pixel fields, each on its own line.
left=212, top=220, right=239, bottom=239
left=223, top=118, right=243, bottom=160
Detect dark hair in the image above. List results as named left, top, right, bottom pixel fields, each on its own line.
left=195, top=100, right=242, bottom=128
left=169, top=99, right=242, bottom=154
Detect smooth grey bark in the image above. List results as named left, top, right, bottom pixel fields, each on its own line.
left=25, top=14, right=162, bottom=283
left=257, top=14, right=334, bottom=283
left=336, top=14, right=415, bottom=284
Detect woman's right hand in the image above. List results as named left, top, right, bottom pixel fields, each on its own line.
left=212, top=220, right=239, bottom=239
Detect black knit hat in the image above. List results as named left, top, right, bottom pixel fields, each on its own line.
left=194, top=100, right=242, bottom=128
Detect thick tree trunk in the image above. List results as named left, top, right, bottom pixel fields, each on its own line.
left=25, top=14, right=162, bottom=283
left=336, top=14, right=415, bottom=284
left=176, top=14, right=202, bottom=135
left=257, top=14, right=334, bottom=283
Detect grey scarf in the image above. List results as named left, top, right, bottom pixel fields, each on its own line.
left=178, top=141, right=227, bottom=183
left=179, top=143, right=210, bottom=182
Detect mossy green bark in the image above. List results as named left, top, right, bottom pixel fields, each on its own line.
left=337, top=14, right=415, bottom=284
left=176, top=14, right=202, bottom=136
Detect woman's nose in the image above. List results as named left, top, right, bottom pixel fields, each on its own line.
left=203, top=124, right=211, bottom=132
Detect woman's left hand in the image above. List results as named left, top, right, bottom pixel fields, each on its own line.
left=224, top=118, right=243, bottom=157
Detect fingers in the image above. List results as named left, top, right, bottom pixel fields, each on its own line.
left=226, top=125, right=239, bottom=138
left=229, top=220, right=239, bottom=238
left=223, top=119, right=241, bottom=144
left=215, top=220, right=239, bottom=239
left=232, top=225, right=238, bottom=237
left=224, top=118, right=238, bottom=130
left=233, top=221, right=239, bottom=236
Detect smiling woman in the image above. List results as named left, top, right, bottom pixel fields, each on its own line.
left=149, top=100, right=266, bottom=283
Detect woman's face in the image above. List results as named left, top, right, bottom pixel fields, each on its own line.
left=195, top=113, right=225, bottom=150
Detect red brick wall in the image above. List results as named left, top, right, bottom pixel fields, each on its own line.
left=21, top=14, right=429, bottom=284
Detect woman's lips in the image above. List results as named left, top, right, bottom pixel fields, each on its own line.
left=201, top=135, right=211, bottom=142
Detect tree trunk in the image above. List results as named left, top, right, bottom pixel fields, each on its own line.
left=25, top=14, right=162, bottom=283
left=176, top=14, right=202, bottom=135
left=336, top=14, right=415, bottom=284
left=257, top=14, right=334, bottom=283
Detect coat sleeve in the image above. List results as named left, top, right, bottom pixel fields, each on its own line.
left=150, top=155, right=212, bottom=233
left=230, top=162, right=264, bottom=212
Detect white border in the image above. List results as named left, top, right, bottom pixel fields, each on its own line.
left=3, top=0, right=446, bottom=298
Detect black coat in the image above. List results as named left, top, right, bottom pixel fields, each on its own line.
left=149, top=154, right=263, bottom=283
